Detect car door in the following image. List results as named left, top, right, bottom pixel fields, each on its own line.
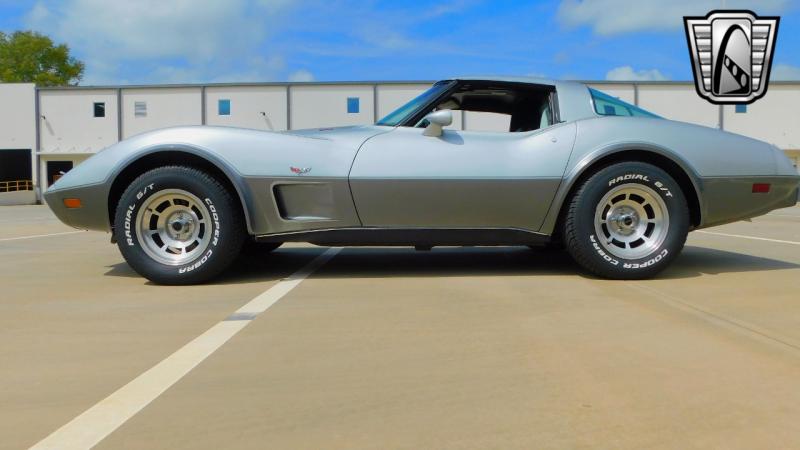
left=348, top=121, right=577, bottom=231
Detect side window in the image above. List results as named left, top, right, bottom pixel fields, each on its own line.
left=436, top=84, right=556, bottom=133
left=539, top=102, right=552, bottom=129
left=465, top=111, right=511, bottom=132
left=590, top=88, right=659, bottom=118
left=591, top=90, right=633, bottom=116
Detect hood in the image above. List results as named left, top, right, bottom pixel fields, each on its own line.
left=47, top=124, right=395, bottom=192
left=282, top=125, right=392, bottom=146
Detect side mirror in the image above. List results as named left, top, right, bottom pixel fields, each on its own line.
left=422, top=110, right=453, bottom=137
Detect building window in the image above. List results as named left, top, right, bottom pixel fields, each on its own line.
left=218, top=99, right=231, bottom=116
left=347, top=97, right=360, bottom=114
left=134, top=101, right=147, bottom=117
left=735, top=104, right=747, bottom=113
left=93, top=102, right=105, bottom=118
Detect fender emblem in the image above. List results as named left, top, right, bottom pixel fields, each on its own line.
left=290, top=166, right=311, bottom=175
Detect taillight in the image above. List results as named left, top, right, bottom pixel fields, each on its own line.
left=752, top=183, right=771, bottom=194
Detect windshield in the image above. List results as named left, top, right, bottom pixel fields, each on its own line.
left=376, top=81, right=454, bottom=126
left=589, top=88, right=660, bottom=118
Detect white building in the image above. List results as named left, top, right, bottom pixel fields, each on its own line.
left=0, top=80, right=799, bottom=205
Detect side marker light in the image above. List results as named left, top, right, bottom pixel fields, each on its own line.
left=63, top=198, right=82, bottom=209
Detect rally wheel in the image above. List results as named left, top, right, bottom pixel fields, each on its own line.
left=113, top=166, right=245, bottom=285
left=563, top=162, right=689, bottom=279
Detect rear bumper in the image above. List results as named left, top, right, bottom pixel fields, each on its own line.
left=699, top=175, right=800, bottom=228
left=44, top=183, right=111, bottom=232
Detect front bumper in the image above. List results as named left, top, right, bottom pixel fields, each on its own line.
left=44, top=183, right=111, bottom=232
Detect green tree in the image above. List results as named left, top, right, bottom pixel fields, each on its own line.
left=0, top=31, right=84, bottom=86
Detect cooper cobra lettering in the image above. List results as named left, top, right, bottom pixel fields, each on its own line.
left=179, top=249, right=214, bottom=274
left=175, top=198, right=220, bottom=274
left=205, top=198, right=220, bottom=246
left=590, top=234, right=619, bottom=265
left=623, top=249, right=669, bottom=269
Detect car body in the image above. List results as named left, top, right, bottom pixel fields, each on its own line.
left=45, top=77, right=800, bottom=283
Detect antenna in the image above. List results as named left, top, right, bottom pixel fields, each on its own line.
left=260, top=111, right=274, bottom=131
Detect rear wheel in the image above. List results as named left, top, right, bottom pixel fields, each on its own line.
left=113, top=166, right=245, bottom=285
left=563, top=162, right=689, bottom=279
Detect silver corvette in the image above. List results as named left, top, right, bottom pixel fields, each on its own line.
left=45, top=77, right=800, bottom=284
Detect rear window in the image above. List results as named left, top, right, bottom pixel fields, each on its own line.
left=589, top=88, right=660, bottom=118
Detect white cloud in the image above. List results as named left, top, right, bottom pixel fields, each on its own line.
left=526, top=72, right=549, bottom=79
left=22, top=0, right=473, bottom=84
left=79, top=60, right=128, bottom=85
left=25, top=2, right=49, bottom=23
left=772, top=64, right=800, bottom=81
left=606, top=66, right=669, bottom=81
left=26, top=0, right=276, bottom=61
left=211, top=56, right=287, bottom=83
left=288, top=69, right=314, bottom=82
left=558, top=0, right=790, bottom=35
left=140, top=56, right=289, bottom=84
left=272, top=1, right=472, bottom=59
left=419, top=0, right=482, bottom=20
left=24, top=0, right=301, bottom=83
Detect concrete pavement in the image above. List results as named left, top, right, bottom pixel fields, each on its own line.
left=1, top=205, right=799, bottom=449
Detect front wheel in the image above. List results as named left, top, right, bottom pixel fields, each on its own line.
left=563, top=162, right=689, bottom=279
left=113, top=166, right=245, bottom=285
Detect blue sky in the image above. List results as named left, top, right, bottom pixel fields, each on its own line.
left=1, top=0, right=799, bottom=85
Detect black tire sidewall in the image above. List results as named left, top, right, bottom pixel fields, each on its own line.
left=113, top=167, right=243, bottom=284
left=567, top=163, right=689, bottom=278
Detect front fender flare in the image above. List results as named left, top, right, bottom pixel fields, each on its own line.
left=108, top=144, right=259, bottom=235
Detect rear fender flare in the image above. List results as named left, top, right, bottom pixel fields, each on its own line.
left=539, top=142, right=705, bottom=235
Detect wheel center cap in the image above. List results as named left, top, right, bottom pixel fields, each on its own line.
left=167, top=212, right=195, bottom=240
left=609, top=207, right=639, bottom=236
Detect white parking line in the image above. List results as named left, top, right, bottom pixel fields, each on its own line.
left=30, top=247, right=342, bottom=450
left=695, top=230, right=800, bottom=246
left=0, top=230, right=85, bottom=242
